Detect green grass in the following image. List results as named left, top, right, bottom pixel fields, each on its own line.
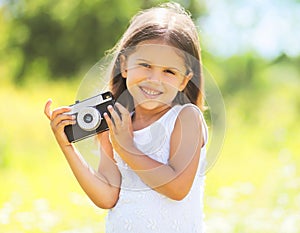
left=0, top=81, right=107, bottom=232
left=204, top=72, right=300, bottom=232
left=0, top=71, right=299, bottom=232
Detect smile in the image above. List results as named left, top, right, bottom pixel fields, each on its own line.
left=139, top=86, right=162, bottom=97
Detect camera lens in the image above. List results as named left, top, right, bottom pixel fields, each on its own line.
left=83, top=114, right=93, bottom=123
left=77, top=107, right=101, bottom=131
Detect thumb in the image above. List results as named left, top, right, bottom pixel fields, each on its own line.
left=44, top=99, right=53, bottom=120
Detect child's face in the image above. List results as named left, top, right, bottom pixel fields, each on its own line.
left=121, top=39, right=192, bottom=110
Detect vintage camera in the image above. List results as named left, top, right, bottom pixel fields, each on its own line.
left=64, top=91, right=114, bottom=143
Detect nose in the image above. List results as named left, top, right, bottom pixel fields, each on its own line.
left=147, top=67, right=162, bottom=82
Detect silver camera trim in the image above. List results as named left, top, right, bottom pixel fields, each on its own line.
left=67, top=93, right=113, bottom=130
left=68, top=94, right=110, bottom=115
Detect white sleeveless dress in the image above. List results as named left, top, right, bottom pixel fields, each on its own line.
left=106, top=103, right=208, bottom=233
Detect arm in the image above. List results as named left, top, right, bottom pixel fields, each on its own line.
left=44, top=99, right=121, bottom=209
left=105, top=103, right=203, bottom=201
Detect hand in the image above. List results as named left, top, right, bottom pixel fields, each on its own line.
left=44, top=99, right=76, bottom=147
left=104, top=103, right=134, bottom=154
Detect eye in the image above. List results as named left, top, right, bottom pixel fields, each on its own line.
left=164, top=69, right=176, bottom=76
left=138, top=62, right=151, bottom=68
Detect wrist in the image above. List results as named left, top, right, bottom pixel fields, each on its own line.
left=115, top=141, right=137, bottom=157
left=60, top=142, right=75, bottom=154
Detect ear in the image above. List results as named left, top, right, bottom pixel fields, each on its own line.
left=120, top=55, right=127, bottom=78
left=179, top=72, right=193, bottom=91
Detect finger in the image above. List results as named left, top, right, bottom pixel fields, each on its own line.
left=56, top=119, right=77, bottom=129
left=103, top=112, right=114, bottom=131
left=114, top=102, right=127, bottom=114
left=51, top=114, right=75, bottom=128
left=117, top=103, right=133, bottom=137
left=51, top=119, right=76, bottom=137
left=115, top=103, right=131, bottom=125
left=108, top=105, right=121, bottom=126
left=51, top=106, right=72, bottom=120
left=44, top=99, right=53, bottom=120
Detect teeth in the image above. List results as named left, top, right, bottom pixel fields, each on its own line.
left=141, top=87, right=161, bottom=96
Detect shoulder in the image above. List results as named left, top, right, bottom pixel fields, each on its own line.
left=172, top=104, right=203, bottom=133
left=178, top=103, right=202, bottom=116
left=173, top=104, right=205, bottom=145
left=175, top=104, right=203, bottom=125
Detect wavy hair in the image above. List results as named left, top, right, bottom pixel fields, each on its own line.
left=108, top=2, right=205, bottom=111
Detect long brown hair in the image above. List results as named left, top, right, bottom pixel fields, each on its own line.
left=108, top=2, right=205, bottom=111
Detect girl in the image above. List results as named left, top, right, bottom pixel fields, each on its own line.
left=44, top=2, right=208, bottom=233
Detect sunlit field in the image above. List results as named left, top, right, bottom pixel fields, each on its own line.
left=1, top=0, right=300, bottom=232
left=204, top=63, right=300, bottom=232
left=0, top=81, right=107, bottom=232
left=1, top=61, right=300, bottom=233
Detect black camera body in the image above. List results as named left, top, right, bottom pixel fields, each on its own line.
left=64, top=91, right=114, bottom=143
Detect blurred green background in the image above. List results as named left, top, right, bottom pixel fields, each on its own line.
left=1, top=0, right=300, bottom=232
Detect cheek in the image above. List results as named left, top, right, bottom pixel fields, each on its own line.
left=126, top=70, right=142, bottom=85
left=163, top=78, right=182, bottom=90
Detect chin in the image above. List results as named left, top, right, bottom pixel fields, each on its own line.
left=135, top=99, right=171, bottom=110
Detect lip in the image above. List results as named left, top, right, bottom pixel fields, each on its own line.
left=139, top=86, right=163, bottom=98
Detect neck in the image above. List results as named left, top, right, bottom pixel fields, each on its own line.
left=132, top=104, right=172, bottom=131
